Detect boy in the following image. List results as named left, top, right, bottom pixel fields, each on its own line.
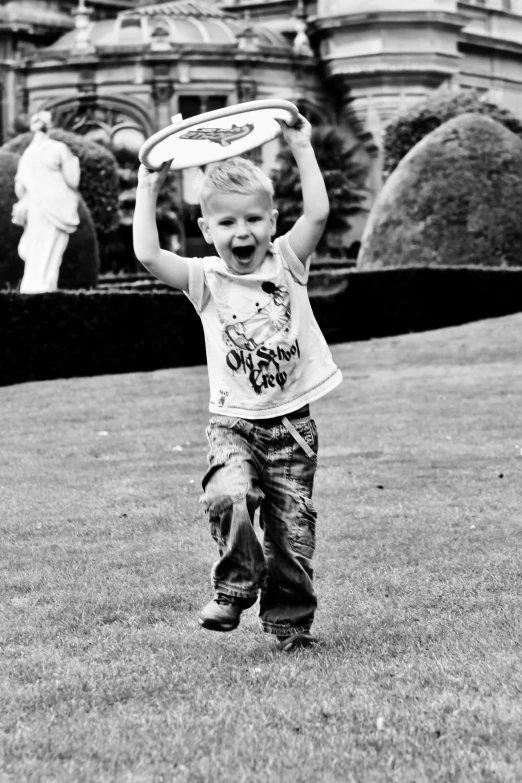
left=133, top=114, right=342, bottom=651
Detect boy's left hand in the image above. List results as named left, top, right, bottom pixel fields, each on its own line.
left=276, top=113, right=312, bottom=152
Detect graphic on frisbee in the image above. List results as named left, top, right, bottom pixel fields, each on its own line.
left=180, top=123, right=254, bottom=147
left=139, top=99, right=299, bottom=171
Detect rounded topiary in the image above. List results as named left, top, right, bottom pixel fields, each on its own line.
left=358, top=113, right=522, bottom=270
left=0, top=151, right=100, bottom=290
left=382, top=88, right=522, bottom=180
left=1, top=129, right=119, bottom=239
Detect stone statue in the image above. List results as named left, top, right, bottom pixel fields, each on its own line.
left=12, top=111, right=80, bottom=293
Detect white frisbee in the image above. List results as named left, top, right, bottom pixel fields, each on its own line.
left=139, top=99, right=299, bottom=171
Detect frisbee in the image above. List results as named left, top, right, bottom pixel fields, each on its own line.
left=139, top=99, right=299, bottom=171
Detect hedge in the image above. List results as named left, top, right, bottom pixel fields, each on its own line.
left=2, top=266, right=522, bottom=386
left=358, top=114, right=522, bottom=270
left=382, top=87, right=522, bottom=179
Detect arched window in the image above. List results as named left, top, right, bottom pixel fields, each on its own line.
left=44, top=96, right=153, bottom=148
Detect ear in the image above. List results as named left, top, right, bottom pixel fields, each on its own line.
left=197, top=216, right=213, bottom=244
left=270, top=208, right=278, bottom=237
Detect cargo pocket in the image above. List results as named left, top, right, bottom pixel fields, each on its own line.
left=200, top=459, right=249, bottom=510
left=289, top=495, right=317, bottom=559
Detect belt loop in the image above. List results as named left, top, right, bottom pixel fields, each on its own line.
left=281, top=416, right=317, bottom=465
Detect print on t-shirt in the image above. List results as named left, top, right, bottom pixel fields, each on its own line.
left=217, top=279, right=300, bottom=396
left=224, top=281, right=290, bottom=351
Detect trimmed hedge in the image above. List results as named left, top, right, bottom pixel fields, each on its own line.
left=0, top=290, right=205, bottom=386
left=311, top=266, right=522, bottom=344
left=383, top=87, right=522, bottom=179
left=2, top=266, right=522, bottom=386
left=358, top=114, right=522, bottom=270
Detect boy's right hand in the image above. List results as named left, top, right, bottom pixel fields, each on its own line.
left=137, top=160, right=172, bottom=190
left=277, top=113, right=313, bottom=154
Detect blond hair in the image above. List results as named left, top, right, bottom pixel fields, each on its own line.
left=199, top=157, right=274, bottom=214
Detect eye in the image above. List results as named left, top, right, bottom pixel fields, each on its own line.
left=248, top=216, right=262, bottom=223
left=219, top=219, right=233, bottom=227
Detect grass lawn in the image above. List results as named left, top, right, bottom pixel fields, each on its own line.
left=1, top=313, right=521, bottom=783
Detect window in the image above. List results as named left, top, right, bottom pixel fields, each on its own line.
left=121, top=16, right=141, bottom=28
left=178, top=95, right=227, bottom=119
left=178, top=96, right=200, bottom=120
left=206, top=96, right=227, bottom=114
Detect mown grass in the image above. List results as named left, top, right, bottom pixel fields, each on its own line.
left=1, top=314, right=521, bottom=782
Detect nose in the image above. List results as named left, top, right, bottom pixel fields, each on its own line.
left=234, top=220, right=249, bottom=238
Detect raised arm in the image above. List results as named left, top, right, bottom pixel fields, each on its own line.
left=277, top=114, right=329, bottom=266
left=133, top=162, right=189, bottom=291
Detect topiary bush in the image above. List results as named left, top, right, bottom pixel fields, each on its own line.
left=272, top=125, right=368, bottom=256
left=382, top=87, right=522, bottom=180
left=358, top=113, right=522, bottom=270
left=1, top=129, right=120, bottom=239
left=0, top=150, right=100, bottom=290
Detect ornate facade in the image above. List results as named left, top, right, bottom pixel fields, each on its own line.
left=3, top=0, right=522, bottom=241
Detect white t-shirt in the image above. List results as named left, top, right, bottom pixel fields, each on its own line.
left=184, top=233, right=342, bottom=418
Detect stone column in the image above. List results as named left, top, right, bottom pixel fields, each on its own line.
left=235, top=18, right=260, bottom=105
left=152, top=64, right=173, bottom=130
left=2, top=65, right=22, bottom=140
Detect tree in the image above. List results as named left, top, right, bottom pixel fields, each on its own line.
left=382, top=87, right=522, bottom=180
left=271, top=125, right=368, bottom=257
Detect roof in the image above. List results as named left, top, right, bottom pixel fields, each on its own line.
left=47, top=0, right=291, bottom=51
left=124, top=0, right=231, bottom=17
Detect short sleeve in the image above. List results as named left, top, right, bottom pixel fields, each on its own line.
left=184, top=256, right=210, bottom=313
left=275, top=233, right=311, bottom=285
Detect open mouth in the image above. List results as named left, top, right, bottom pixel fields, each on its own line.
left=232, top=245, right=255, bottom=263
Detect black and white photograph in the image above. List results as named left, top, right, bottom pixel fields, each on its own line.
left=1, top=0, right=521, bottom=780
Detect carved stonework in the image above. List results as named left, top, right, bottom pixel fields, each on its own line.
left=49, top=102, right=149, bottom=150
left=152, top=81, right=173, bottom=104
left=293, top=18, right=313, bottom=57
left=236, top=15, right=261, bottom=53
left=307, top=2, right=467, bottom=151
left=73, top=0, right=95, bottom=55
left=150, top=20, right=171, bottom=52
left=15, top=82, right=29, bottom=116
left=237, top=79, right=257, bottom=103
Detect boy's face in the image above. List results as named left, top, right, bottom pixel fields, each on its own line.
left=198, top=191, right=278, bottom=275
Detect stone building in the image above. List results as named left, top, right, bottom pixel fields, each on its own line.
left=3, top=0, right=522, bottom=245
